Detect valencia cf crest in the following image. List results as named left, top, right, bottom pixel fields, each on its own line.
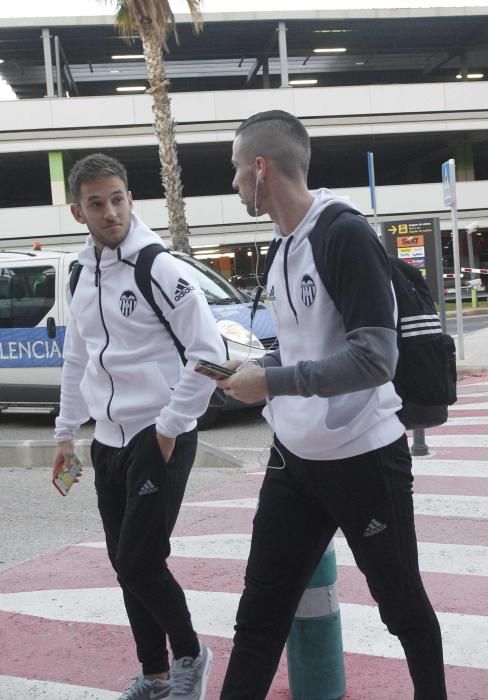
left=120, top=290, right=137, bottom=317
left=300, top=274, right=316, bottom=307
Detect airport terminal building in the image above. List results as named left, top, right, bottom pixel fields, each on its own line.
left=0, top=5, right=487, bottom=281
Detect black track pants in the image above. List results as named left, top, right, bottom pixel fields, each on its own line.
left=220, top=434, right=447, bottom=700
left=91, top=425, right=199, bottom=675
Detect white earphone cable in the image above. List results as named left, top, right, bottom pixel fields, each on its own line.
left=251, top=169, right=285, bottom=470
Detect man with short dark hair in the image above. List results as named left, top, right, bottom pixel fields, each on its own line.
left=217, top=111, right=447, bottom=699
left=53, top=153, right=223, bottom=700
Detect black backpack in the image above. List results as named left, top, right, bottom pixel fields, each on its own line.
left=253, top=203, right=457, bottom=430
left=69, top=243, right=187, bottom=364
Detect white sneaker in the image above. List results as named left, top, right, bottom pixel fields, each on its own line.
left=169, top=640, right=213, bottom=699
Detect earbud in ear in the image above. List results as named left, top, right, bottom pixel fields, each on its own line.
left=256, top=168, right=262, bottom=182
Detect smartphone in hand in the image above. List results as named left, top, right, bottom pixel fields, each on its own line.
left=194, top=359, right=236, bottom=381
left=52, top=454, right=82, bottom=496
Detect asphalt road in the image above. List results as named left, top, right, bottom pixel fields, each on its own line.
left=0, top=406, right=270, bottom=573
left=446, top=313, right=488, bottom=335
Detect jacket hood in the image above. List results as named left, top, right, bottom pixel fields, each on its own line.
left=78, top=213, right=164, bottom=270
left=273, top=188, right=356, bottom=244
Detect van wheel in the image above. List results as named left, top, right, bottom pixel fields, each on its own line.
left=197, top=406, right=222, bottom=430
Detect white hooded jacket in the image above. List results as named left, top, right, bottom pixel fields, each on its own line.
left=55, top=214, right=225, bottom=447
left=262, top=189, right=404, bottom=460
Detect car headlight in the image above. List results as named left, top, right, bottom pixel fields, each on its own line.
left=216, top=320, right=264, bottom=349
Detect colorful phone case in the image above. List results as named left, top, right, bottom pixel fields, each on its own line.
left=52, top=454, right=82, bottom=496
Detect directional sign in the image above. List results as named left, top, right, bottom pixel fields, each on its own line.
left=381, top=217, right=440, bottom=300
left=442, top=159, right=456, bottom=207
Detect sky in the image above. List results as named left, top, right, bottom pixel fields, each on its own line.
left=0, top=0, right=486, bottom=98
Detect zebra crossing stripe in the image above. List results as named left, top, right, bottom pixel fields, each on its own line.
left=408, top=435, right=488, bottom=447
left=413, top=493, right=488, bottom=519
left=78, top=534, right=488, bottom=577
left=440, top=416, right=488, bottom=425
left=0, top=588, right=485, bottom=669
left=183, top=494, right=488, bottom=519
left=411, top=459, right=488, bottom=477
left=247, top=459, right=488, bottom=477
left=449, top=403, right=488, bottom=411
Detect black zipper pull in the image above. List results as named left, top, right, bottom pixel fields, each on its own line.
left=94, top=249, right=101, bottom=287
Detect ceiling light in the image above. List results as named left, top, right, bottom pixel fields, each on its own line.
left=313, top=29, right=352, bottom=33
left=111, top=54, right=144, bottom=60
left=457, top=72, right=484, bottom=80
left=289, top=79, right=318, bottom=86
left=313, top=48, right=347, bottom=53
left=0, top=59, right=4, bottom=64
left=355, top=61, right=365, bottom=66
left=116, top=86, right=147, bottom=92
left=195, top=253, right=234, bottom=260
left=110, top=70, right=121, bottom=74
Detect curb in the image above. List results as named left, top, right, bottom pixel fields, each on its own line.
left=456, top=365, right=488, bottom=378
left=0, top=438, right=246, bottom=470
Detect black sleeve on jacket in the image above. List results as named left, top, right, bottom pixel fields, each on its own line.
left=311, top=211, right=396, bottom=333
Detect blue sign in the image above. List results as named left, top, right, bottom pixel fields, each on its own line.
left=0, top=326, right=65, bottom=367
left=442, top=159, right=456, bottom=207
left=367, top=151, right=376, bottom=210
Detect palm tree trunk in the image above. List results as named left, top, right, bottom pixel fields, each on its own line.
left=141, top=25, right=191, bottom=253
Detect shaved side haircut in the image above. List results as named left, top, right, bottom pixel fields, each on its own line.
left=235, top=110, right=311, bottom=180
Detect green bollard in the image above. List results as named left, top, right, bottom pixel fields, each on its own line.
left=287, top=540, right=346, bottom=700
left=472, top=287, right=478, bottom=309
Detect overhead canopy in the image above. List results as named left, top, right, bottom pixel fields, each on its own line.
left=0, top=9, right=487, bottom=98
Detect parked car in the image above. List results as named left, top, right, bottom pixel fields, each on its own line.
left=0, top=248, right=276, bottom=428
left=231, top=273, right=264, bottom=297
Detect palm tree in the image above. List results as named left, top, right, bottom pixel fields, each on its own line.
left=112, top=1, right=203, bottom=253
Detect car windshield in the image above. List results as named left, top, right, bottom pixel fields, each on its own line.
left=176, top=254, right=247, bottom=305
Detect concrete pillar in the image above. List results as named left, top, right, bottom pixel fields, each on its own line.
left=41, top=28, right=55, bottom=98
left=262, top=57, right=270, bottom=89
left=54, top=35, right=63, bottom=97
left=48, top=151, right=66, bottom=205
left=278, top=22, right=289, bottom=88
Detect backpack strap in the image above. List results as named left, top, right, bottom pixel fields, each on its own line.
left=69, top=261, right=83, bottom=297
left=251, top=237, right=281, bottom=323
left=133, top=243, right=187, bottom=365
left=250, top=203, right=363, bottom=322
left=308, top=203, right=365, bottom=295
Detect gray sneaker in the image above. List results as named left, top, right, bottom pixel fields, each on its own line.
left=119, top=674, right=171, bottom=700
left=169, top=641, right=213, bottom=699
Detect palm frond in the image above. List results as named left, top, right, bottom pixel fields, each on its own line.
left=113, top=1, right=202, bottom=42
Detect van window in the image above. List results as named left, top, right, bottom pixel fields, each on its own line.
left=0, top=265, right=55, bottom=328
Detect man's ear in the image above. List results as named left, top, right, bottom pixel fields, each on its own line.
left=128, top=190, right=134, bottom=210
left=70, top=202, right=85, bottom=224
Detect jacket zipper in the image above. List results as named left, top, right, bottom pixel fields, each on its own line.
left=95, top=250, right=125, bottom=446
left=283, top=236, right=299, bottom=325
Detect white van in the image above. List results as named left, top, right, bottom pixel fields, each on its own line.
left=0, top=248, right=276, bottom=427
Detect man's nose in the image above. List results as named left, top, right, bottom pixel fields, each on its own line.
left=104, top=205, right=117, bottom=220
left=232, top=176, right=238, bottom=191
